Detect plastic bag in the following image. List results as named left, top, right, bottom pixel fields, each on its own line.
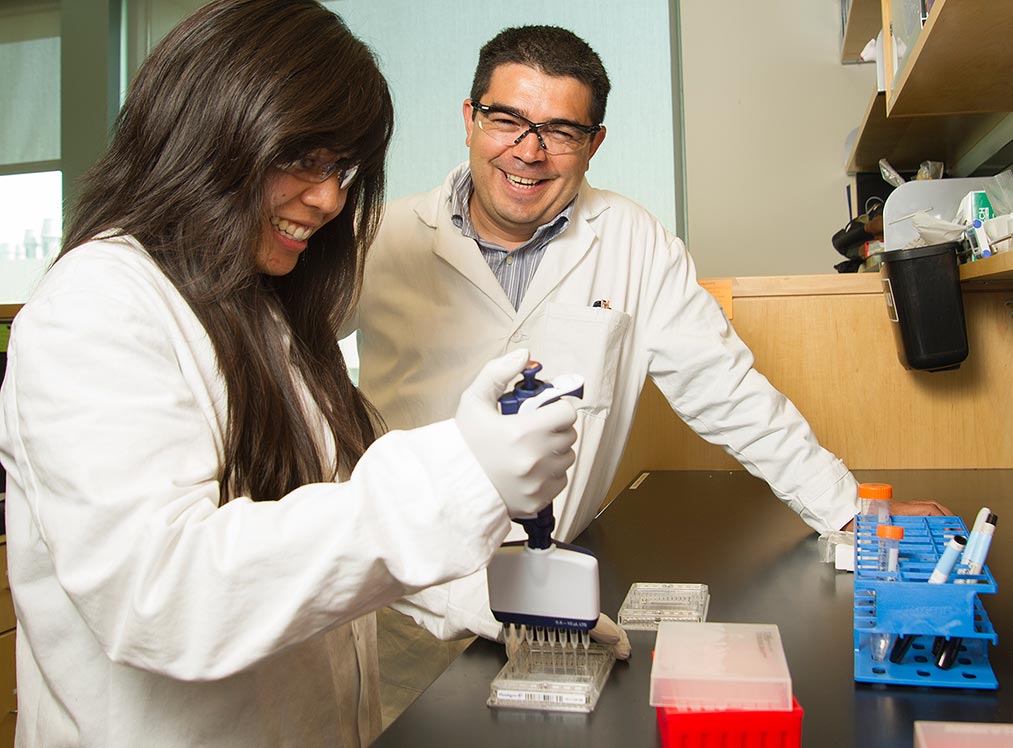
left=879, top=159, right=906, bottom=188
left=916, top=160, right=944, bottom=180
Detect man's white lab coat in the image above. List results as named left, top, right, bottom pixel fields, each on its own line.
left=0, top=236, right=511, bottom=747
left=349, top=164, right=858, bottom=639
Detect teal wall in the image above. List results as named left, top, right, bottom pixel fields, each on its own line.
left=324, top=0, right=679, bottom=234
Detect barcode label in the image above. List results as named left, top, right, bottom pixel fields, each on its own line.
left=495, top=689, right=586, bottom=706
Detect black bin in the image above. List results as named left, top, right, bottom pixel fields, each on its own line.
left=879, top=242, right=968, bottom=372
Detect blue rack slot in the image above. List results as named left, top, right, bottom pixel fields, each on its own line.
left=852, top=515, right=998, bottom=690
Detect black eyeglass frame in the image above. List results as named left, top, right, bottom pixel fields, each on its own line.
left=469, top=100, right=602, bottom=152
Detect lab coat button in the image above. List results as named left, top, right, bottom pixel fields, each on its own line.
left=510, top=332, right=527, bottom=343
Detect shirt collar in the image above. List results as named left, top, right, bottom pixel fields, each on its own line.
left=449, top=168, right=574, bottom=250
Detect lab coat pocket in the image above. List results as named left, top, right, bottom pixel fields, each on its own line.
left=535, top=303, right=630, bottom=416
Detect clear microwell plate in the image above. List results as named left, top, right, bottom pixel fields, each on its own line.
left=617, top=582, right=710, bottom=630
left=487, top=639, right=616, bottom=713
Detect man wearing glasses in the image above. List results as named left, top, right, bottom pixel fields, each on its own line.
left=346, top=25, right=946, bottom=722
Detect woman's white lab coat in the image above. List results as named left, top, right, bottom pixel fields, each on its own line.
left=0, top=236, right=511, bottom=747
left=350, top=164, right=859, bottom=639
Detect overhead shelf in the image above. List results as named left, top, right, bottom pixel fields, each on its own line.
left=847, top=91, right=1006, bottom=175
left=840, top=0, right=881, bottom=64
left=888, top=0, right=1013, bottom=117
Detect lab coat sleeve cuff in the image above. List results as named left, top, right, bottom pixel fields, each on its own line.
left=790, top=461, right=859, bottom=534
left=393, top=569, right=504, bottom=642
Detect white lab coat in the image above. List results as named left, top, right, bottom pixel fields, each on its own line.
left=0, top=236, right=512, bottom=748
left=348, top=163, right=859, bottom=640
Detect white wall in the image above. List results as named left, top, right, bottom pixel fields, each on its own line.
left=325, top=0, right=678, bottom=233
left=679, top=0, right=876, bottom=277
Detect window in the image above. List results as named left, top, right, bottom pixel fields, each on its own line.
left=0, top=0, right=61, bottom=303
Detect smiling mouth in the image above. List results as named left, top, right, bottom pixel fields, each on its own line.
left=504, top=172, right=544, bottom=189
left=271, top=216, right=313, bottom=241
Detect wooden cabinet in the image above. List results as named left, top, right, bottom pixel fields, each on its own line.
left=840, top=0, right=882, bottom=63
left=960, top=247, right=1013, bottom=282
left=607, top=273, right=1013, bottom=502
left=845, top=0, right=1013, bottom=180
left=0, top=541, right=14, bottom=748
left=883, top=0, right=1013, bottom=117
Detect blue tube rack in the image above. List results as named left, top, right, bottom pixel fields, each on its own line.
left=853, top=515, right=998, bottom=689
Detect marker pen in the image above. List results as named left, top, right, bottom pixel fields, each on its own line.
left=928, top=535, right=967, bottom=584
left=936, top=637, right=963, bottom=670
left=965, top=514, right=997, bottom=578
left=961, top=507, right=991, bottom=565
left=937, top=516, right=997, bottom=668
left=891, top=534, right=967, bottom=663
left=889, top=634, right=916, bottom=664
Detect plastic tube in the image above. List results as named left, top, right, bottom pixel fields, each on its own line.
left=870, top=524, right=904, bottom=661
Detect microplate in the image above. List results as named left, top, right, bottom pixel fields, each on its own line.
left=487, top=636, right=616, bottom=713
left=617, top=582, right=710, bottom=630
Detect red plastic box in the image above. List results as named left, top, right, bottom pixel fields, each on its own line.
left=656, top=697, right=803, bottom=748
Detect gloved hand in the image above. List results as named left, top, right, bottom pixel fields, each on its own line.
left=590, top=612, right=632, bottom=660
left=456, top=349, right=577, bottom=519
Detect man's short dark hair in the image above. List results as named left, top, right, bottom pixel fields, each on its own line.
left=470, top=25, right=611, bottom=125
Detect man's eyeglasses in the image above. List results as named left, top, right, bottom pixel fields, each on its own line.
left=470, top=101, right=601, bottom=155
left=275, top=150, right=360, bottom=190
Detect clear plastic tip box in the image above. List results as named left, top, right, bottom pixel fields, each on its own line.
left=853, top=515, right=998, bottom=689
left=650, top=622, right=801, bottom=748
left=650, top=622, right=793, bottom=711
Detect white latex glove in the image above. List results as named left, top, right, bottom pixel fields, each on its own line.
left=590, top=612, right=632, bottom=660
left=455, top=349, right=577, bottom=519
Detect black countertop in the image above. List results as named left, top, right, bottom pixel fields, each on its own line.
left=373, top=470, right=1013, bottom=748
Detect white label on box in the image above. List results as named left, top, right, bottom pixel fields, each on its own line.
left=494, top=689, right=587, bottom=706
left=882, top=278, right=899, bottom=322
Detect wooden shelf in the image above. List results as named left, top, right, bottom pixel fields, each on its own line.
left=840, top=0, right=881, bottom=63
left=847, top=91, right=1006, bottom=174
left=888, top=0, right=1013, bottom=117
left=959, top=249, right=1013, bottom=283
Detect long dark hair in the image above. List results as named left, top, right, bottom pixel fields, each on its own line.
left=61, top=0, right=394, bottom=503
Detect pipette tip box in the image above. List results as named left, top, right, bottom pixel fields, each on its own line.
left=650, top=622, right=801, bottom=748
left=656, top=698, right=803, bottom=748
left=487, top=638, right=615, bottom=713
left=617, top=582, right=710, bottom=630
left=650, top=622, right=793, bottom=712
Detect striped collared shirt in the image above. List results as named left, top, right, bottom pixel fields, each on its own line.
left=450, top=169, right=574, bottom=310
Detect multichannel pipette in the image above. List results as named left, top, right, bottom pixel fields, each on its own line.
left=486, top=361, right=600, bottom=654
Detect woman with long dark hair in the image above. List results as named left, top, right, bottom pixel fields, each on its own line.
left=0, top=2, right=577, bottom=746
